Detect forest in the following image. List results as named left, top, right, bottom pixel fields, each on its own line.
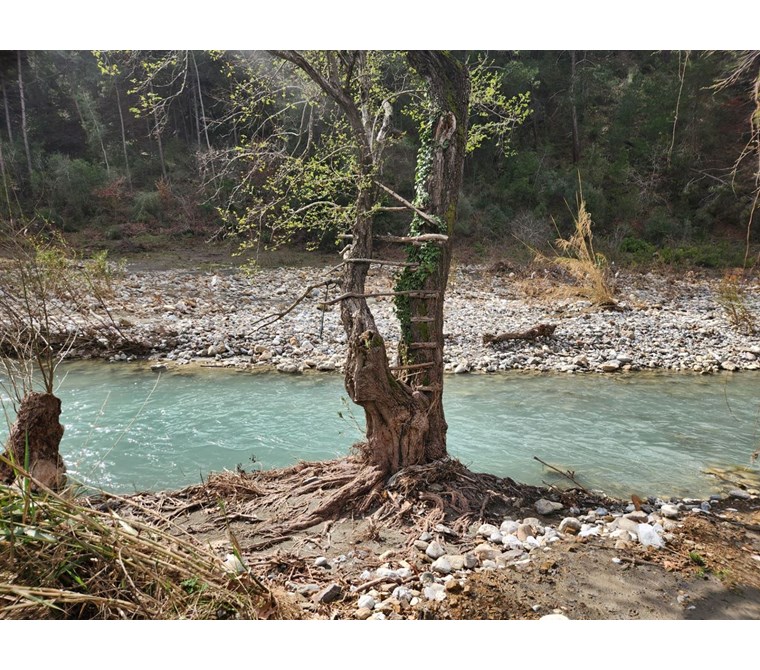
left=0, top=50, right=757, bottom=267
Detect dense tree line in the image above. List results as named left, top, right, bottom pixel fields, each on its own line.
left=0, top=50, right=757, bottom=266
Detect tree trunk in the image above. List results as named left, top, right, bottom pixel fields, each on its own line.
left=115, top=83, right=132, bottom=188
left=17, top=51, right=33, bottom=179
left=342, top=52, right=470, bottom=475
left=1, top=75, right=13, bottom=144
left=570, top=50, right=581, bottom=165
left=0, top=391, right=66, bottom=490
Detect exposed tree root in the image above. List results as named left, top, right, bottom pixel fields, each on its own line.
left=118, top=455, right=619, bottom=556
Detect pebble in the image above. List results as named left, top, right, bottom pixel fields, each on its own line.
left=660, top=504, right=680, bottom=519
left=729, top=489, right=752, bottom=500
left=558, top=517, right=582, bottom=534
left=500, top=519, right=520, bottom=534
left=312, top=583, right=342, bottom=604
left=314, top=556, right=330, bottom=568
left=502, top=534, right=523, bottom=549
left=431, top=556, right=452, bottom=575
left=476, top=523, right=500, bottom=538
left=426, top=541, right=447, bottom=560
left=535, top=499, right=564, bottom=515
left=517, top=524, right=535, bottom=542
left=424, top=583, right=447, bottom=601
left=357, top=594, right=376, bottom=610
left=473, top=543, right=501, bottom=561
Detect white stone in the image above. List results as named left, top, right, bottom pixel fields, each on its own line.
left=357, top=594, right=376, bottom=610
left=476, top=523, right=500, bottom=538
left=392, top=586, right=413, bottom=602
left=375, top=567, right=399, bottom=579
left=500, top=520, right=520, bottom=534
left=502, top=534, right=523, bottom=550
left=637, top=523, right=665, bottom=548
left=222, top=553, right=245, bottom=574
left=426, top=541, right=447, bottom=560
left=660, top=504, right=680, bottom=519
left=535, top=499, right=564, bottom=515
left=424, top=583, right=447, bottom=602
left=431, top=556, right=452, bottom=575
left=523, top=536, right=541, bottom=550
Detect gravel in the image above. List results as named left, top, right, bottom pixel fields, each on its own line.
left=77, top=263, right=758, bottom=376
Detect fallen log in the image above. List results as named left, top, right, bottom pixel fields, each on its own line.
left=483, top=323, right=557, bottom=345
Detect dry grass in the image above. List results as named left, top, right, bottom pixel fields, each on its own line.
left=0, top=462, right=293, bottom=619
left=716, top=270, right=757, bottom=334
left=539, top=195, right=617, bottom=307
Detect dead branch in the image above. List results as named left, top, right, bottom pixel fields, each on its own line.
left=374, top=181, right=443, bottom=229
left=250, top=279, right=338, bottom=331
left=377, top=234, right=449, bottom=245
left=533, top=455, right=589, bottom=493
left=484, top=323, right=557, bottom=345
left=318, top=290, right=439, bottom=307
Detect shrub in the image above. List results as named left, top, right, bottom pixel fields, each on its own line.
left=542, top=193, right=617, bottom=307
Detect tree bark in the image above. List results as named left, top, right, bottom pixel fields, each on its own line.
left=1, top=75, right=13, bottom=144
left=0, top=391, right=66, bottom=490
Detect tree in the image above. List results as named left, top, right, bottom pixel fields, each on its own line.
left=216, top=51, right=530, bottom=480
left=0, top=223, right=125, bottom=490
left=243, top=51, right=464, bottom=477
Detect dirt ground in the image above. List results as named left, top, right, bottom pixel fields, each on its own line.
left=123, top=461, right=760, bottom=621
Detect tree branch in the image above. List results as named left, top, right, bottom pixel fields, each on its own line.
left=374, top=181, right=442, bottom=228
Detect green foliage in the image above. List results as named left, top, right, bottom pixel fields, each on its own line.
left=41, top=154, right=107, bottom=224
left=131, top=190, right=163, bottom=223
left=467, top=56, right=533, bottom=155
left=689, top=551, right=706, bottom=567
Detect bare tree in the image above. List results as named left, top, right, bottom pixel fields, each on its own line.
left=0, top=223, right=124, bottom=490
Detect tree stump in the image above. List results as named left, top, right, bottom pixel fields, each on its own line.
left=0, top=391, right=66, bottom=490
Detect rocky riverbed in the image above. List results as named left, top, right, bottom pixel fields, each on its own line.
left=75, top=261, right=760, bottom=375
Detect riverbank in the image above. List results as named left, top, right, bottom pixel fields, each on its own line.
left=72, top=259, right=759, bottom=375
left=106, top=458, right=760, bottom=620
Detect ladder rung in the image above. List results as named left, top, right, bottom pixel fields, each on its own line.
left=389, top=362, right=435, bottom=371
left=410, top=316, right=435, bottom=322
left=408, top=342, right=439, bottom=349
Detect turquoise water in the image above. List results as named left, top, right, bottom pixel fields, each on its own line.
left=1, top=363, right=758, bottom=498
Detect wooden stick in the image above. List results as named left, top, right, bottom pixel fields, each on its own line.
left=318, top=290, right=439, bottom=307
left=377, top=234, right=448, bottom=245
left=533, top=455, right=589, bottom=493
left=389, top=362, right=434, bottom=371
left=251, top=279, right=338, bottom=331
left=374, top=181, right=442, bottom=229
left=341, top=258, right=420, bottom=268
